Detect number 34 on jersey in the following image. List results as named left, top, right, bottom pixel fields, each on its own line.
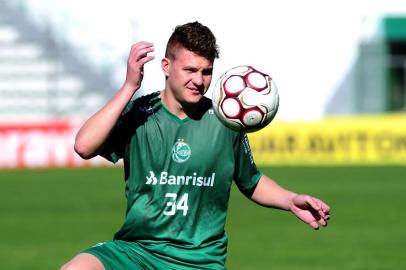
left=163, top=193, right=189, bottom=216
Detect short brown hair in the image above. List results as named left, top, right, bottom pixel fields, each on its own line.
left=165, top=21, right=220, bottom=62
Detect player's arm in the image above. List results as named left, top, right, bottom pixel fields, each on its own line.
left=74, top=42, right=155, bottom=159
left=251, top=175, right=331, bottom=230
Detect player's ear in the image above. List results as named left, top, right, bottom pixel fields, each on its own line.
left=161, top=57, right=170, bottom=77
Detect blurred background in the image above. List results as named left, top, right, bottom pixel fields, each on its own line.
left=0, top=0, right=405, bottom=269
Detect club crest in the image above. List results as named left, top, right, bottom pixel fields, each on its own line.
left=172, top=139, right=191, bottom=163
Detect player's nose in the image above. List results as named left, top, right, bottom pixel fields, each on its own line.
left=192, top=73, right=204, bottom=86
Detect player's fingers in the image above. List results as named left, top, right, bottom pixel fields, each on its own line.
left=309, top=220, right=319, bottom=230
left=128, top=42, right=154, bottom=62
left=134, top=46, right=155, bottom=62
left=318, top=210, right=326, bottom=220
left=128, top=53, right=155, bottom=76
left=309, top=206, right=327, bottom=227
left=309, top=198, right=331, bottom=220
left=318, top=204, right=331, bottom=227
left=131, top=42, right=154, bottom=54
left=320, top=202, right=331, bottom=221
left=139, top=55, right=155, bottom=65
left=306, top=197, right=323, bottom=215
left=131, top=41, right=154, bottom=51
left=318, top=217, right=328, bottom=227
left=319, top=200, right=331, bottom=212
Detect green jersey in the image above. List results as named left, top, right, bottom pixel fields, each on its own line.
left=100, top=92, right=261, bottom=269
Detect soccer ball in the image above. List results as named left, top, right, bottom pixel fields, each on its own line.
left=212, top=65, right=279, bottom=132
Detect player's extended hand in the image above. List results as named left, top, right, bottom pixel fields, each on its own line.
left=125, top=41, right=155, bottom=91
left=289, top=195, right=331, bottom=230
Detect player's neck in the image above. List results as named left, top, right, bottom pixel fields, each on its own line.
left=160, top=89, right=198, bottom=120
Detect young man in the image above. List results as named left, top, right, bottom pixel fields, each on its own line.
left=61, top=22, right=330, bottom=270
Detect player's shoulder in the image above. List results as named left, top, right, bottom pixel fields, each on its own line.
left=123, top=91, right=161, bottom=116
left=130, top=91, right=160, bottom=109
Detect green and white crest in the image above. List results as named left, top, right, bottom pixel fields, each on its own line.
left=172, top=139, right=191, bottom=163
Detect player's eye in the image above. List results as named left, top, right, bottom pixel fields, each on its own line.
left=202, top=69, right=213, bottom=76
left=184, top=67, right=196, bottom=73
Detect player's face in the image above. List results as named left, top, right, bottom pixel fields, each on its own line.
left=162, top=47, right=213, bottom=105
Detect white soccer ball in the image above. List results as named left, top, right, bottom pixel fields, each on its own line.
left=212, top=65, right=279, bottom=132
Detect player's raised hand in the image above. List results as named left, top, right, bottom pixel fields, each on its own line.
left=125, top=41, right=155, bottom=91
left=289, top=195, right=331, bottom=230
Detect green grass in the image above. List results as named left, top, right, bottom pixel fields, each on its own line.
left=0, top=166, right=405, bottom=269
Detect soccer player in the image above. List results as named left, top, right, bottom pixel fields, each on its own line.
left=61, top=21, right=330, bottom=270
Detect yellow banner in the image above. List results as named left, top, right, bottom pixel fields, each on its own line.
left=248, top=114, right=406, bottom=165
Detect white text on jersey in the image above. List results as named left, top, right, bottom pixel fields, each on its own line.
left=145, top=171, right=215, bottom=187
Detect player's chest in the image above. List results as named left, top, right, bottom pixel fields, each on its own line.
left=132, top=117, right=233, bottom=168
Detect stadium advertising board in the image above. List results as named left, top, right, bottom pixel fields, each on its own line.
left=0, top=115, right=405, bottom=168
left=0, top=120, right=108, bottom=169
left=248, top=115, right=406, bottom=166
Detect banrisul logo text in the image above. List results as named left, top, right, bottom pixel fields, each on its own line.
left=146, top=171, right=215, bottom=187
left=172, top=139, right=191, bottom=163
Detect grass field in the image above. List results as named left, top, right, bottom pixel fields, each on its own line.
left=0, top=166, right=405, bottom=270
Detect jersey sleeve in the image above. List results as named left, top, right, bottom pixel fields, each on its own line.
left=99, top=100, right=136, bottom=163
left=233, top=132, right=262, bottom=195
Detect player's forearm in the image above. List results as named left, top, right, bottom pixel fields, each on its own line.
left=250, top=175, right=297, bottom=211
left=74, top=83, right=137, bottom=159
